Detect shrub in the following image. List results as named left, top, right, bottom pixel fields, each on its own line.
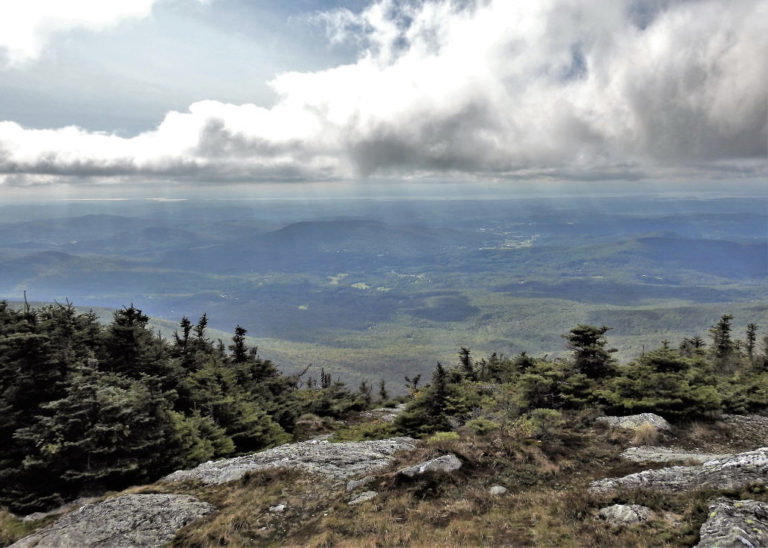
left=427, top=431, right=460, bottom=445
left=529, top=408, right=565, bottom=439
left=332, top=421, right=396, bottom=442
left=465, top=418, right=500, bottom=436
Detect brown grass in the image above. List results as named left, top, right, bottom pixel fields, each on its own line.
left=160, top=419, right=711, bottom=547
left=631, top=423, right=660, bottom=446
left=7, top=411, right=749, bottom=547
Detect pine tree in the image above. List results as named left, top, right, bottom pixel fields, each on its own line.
left=230, top=325, right=248, bottom=363
left=710, top=314, right=739, bottom=371
left=378, top=379, right=389, bottom=402
left=458, top=347, right=475, bottom=380
left=747, top=323, right=758, bottom=364
left=564, top=325, right=617, bottom=378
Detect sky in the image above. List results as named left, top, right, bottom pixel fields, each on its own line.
left=0, top=0, right=765, bottom=198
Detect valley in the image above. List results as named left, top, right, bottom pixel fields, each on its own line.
left=1, top=192, right=766, bottom=388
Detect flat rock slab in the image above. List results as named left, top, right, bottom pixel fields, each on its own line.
left=398, top=454, right=462, bottom=478
left=622, top=446, right=732, bottom=464
left=590, top=447, right=768, bottom=494
left=165, top=437, right=417, bottom=485
left=11, top=494, right=214, bottom=548
left=596, top=413, right=671, bottom=431
left=696, top=499, right=768, bottom=548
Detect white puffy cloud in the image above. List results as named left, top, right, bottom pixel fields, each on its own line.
left=0, top=0, right=766, bottom=186
left=0, top=0, right=164, bottom=66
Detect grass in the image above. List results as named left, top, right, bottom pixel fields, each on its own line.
left=0, top=509, right=57, bottom=546
left=155, top=414, right=754, bottom=546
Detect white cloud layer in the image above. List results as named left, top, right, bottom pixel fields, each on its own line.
left=0, top=0, right=766, bottom=186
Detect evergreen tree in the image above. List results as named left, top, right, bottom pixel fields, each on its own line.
left=230, top=325, right=248, bottom=363
left=404, top=374, right=421, bottom=393
left=710, top=314, right=739, bottom=371
left=378, top=379, right=389, bottom=402
left=174, top=316, right=192, bottom=351
left=194, top=313, right=208, bottom=342
left=102, top=305, right=173, bottom=380
left=458, top=347, right=475, bottom=381
left=747, top=323, right=758, bottom=364
left=395, top=363, right=451, bottom=434
left=358, top=380, right=373, bottom=408
left=564, top=325, right=617, bottom=378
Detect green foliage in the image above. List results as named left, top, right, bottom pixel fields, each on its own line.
left=332, top=421, right=397, bottom=442
left=0, top=301, right=369, bottom=513
left=564, top=325, right=617, bottom=378
left=426, top=431, right=460, bottom=445
left=465, top=418, right=500, bottom=436
left=395, top=318, right=768, bottom=439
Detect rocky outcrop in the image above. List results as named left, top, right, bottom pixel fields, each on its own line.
left=397, top=454, right=462, bottom=478
left=597, top=504, right=653, bottom=527
left=10, top=494, right=214, bottom=548
left=696, top=499, right=768, bottom=548
left=165, top=437, right=417, bottom=485
left=590, top=447, right=768, bottom=494
left=346, top=475, right=376, bottom=492
left=360, top=404, right=407, bottom=423
left=596, top=413, right=671, bottom=431
left=19, top=497, right=102, bottom=523
left=621, top=446, right=731, bottom=464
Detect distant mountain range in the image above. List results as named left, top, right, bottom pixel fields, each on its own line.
left=1, top=196, right=766, bottom=384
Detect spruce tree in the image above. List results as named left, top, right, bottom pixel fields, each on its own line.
left=564, top=325, right=617, bottom=378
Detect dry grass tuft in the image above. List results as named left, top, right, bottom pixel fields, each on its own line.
left=631, top=423, right=659, bottom=446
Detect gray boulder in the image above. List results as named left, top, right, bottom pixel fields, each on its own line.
left=598, top=504, right=653, bottom=526
left=596, top=413, right=671, bottom=432
left=590, top=447, right=768, bottom=494
left=398, top=454, right=462, bottom=478
left=348, top=491, right=378, bottom=506
left=165, top=437, right=417, bottom=485
left=489, top=485, right=507, bottom=496
left=621, top=446, right=731, bottom=464
left=696, top=499, right=768, bottom=548
left=11, top=494, right=214, bottom=548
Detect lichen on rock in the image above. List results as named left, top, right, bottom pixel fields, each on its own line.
left=695, top=498, right=768, bottom=548
left=165, top=437, right=417, bottom=485
left=10, top=494, right=214, bottom=548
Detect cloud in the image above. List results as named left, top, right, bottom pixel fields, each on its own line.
left=0, top=0, right=210, bottom=66
left=0, top=0, right=165, bottom=66
left=0, top=0, right=766, bottom=186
